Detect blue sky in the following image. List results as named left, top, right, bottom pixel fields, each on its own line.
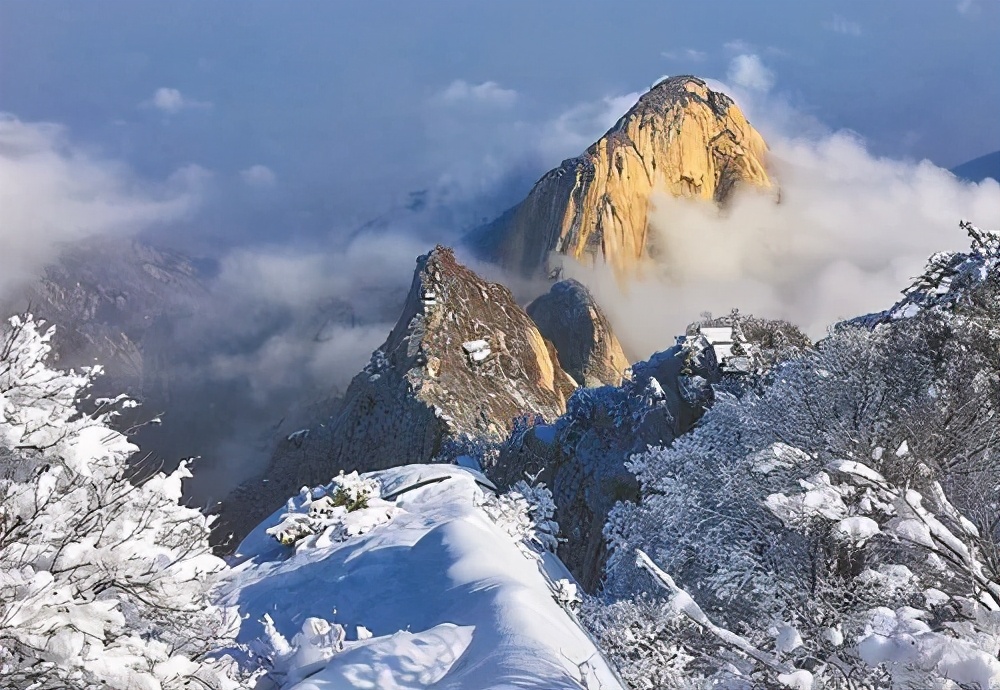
left=2, top=0, right=998, bottom=252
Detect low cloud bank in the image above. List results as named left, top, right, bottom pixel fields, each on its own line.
left=0, top=115, right=200, bottom=299
left=194, top=230, right=431, bottom=399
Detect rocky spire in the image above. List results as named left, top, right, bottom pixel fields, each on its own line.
left=472, top=76, right=772, bottom=277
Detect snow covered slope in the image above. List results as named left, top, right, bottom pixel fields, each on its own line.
left=220, top=464, right=624, bottom=690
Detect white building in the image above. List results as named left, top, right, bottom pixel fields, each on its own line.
left=697, top=326, right=753, bottom=374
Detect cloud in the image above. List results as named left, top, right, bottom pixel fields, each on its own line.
left=661, top=48, right=708, bottom=62
left=957, top=0, right=979, bottom=15
left=205, top=322, right=390, bottom=401
left=727, top=54, right=775, bottom=93
left=142, top=87, right=212, bottom=114
left=189, top=227, right=432, bottom=399
left=535, top=91, right=641, bottom=162
left=724, top=39, right=753, bottom=54
left=561, top=122, right=1000, bottom=360
left=0, top=114, right=201, bottom=298
left=240, top=164, right=277, bottom=188
left=827, top=15, right=862, bottom=36
left=437, top=80, right=518, bottom=107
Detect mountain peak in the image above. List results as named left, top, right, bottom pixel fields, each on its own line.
left=222, top=245, right=576, bottom=542
left=527, top=279, right=630, bottom=388
left=471, top=76, right=772, bottom=277
left=633, top=75, right=735, bottom=119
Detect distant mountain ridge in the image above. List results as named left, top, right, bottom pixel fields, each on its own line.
left=3, top=238, right=205, bottom=398
left=468, top=75, right=772, bottom=278
left=951, top=150, right=1000, bottom=183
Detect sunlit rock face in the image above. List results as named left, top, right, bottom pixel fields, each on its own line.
left=222, top=246, right=576, bottom=543
left=475, top=76, right=771, bottom=277
left=335, top=244, right=575, bottom=452
left=527, top=279, right=630, bottom=388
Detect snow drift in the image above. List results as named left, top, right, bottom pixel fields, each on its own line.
left=220, top=464, right=623, bottom=690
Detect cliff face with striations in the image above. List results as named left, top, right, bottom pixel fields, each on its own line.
left=474, top=76, right=771, bottom=277
left=222, top=246, right=577, bottom=543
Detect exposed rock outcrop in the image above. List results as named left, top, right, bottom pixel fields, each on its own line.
left=222, top=246, right=576, bottom=544
left=471, top=76, right=771, bottom=277
left=527, top=279, right=630, bottom=388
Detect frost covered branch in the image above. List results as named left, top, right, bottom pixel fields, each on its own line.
left=0, top=315, right=245, bottom=689
left=636, top=549, right=803, bottom=683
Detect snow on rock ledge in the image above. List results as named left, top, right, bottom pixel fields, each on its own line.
left=221, top=464, right=623, bottom=690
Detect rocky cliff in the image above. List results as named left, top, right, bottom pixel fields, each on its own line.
left=491, top=340, right=721, bottom=591
left=527, top=279, right=630, bottom=388
left=222, top=246, right=577, bottom=543
left=472, top=76, right=771, bottom=277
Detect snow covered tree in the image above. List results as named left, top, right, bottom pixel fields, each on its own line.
left=581, top=595, right=703, bottom=689
left=0, top=315, right=242, bottom=689
left=764, top=445, right=1000, bottom=687
left=597, top=323, right=1000, bottom=686
left=594, top=225, right=1000, bottom=688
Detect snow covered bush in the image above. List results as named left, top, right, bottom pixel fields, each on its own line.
left=432, top=431, right=501, bottom=470
left=251, top=613, right=349, bottom=687
left=765, top=446, right=1000, bottom=687
left=266, top=471, right=397, bottom=548
left=482, top=480, right=559, bottom=554
left=553, top=578, right=581, bottom=610
left=0, top=315, right=242, bottom=689
left=327, top=469, right=379, bottom=511
left=580, top=595, right=702, bottom=689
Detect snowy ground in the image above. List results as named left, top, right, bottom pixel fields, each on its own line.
left=220, top=464, right=624, bottom=689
